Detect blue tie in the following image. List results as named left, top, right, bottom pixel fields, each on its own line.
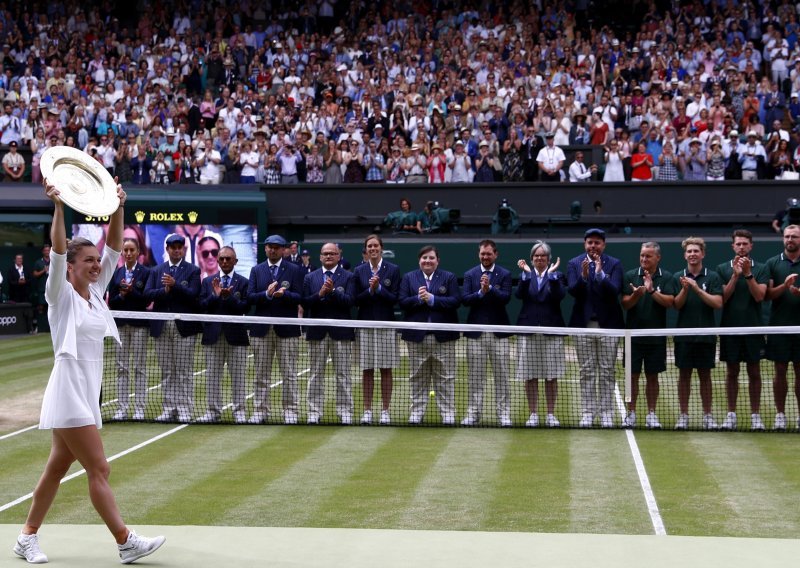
left=270, top=265, right=278, bottom=278
left=222, top=274, right=230, bottom=288
left=169, top=265, right=176, bottom=275
left=325, top=271, right=334, bottom=280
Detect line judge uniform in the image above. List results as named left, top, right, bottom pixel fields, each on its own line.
left=353, top=259, right=401, bottom=372
left=461, top=262, right=512, bottom=426
left=145, top=257, right=202, bottom=423
left=302, top=264, right=356, bottom=423
left=398, top=269, right=461, bottom=424
left=247, top=256, right=304, bottom=423
left=198, top=269, right=250, bottom=423
left=567, top=250, right=624, bottom=424
left=39, top=248, right=121, bottom=429
left=108, top=261, right=151, bottom=419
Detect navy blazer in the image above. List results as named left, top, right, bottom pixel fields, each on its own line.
left=398, top=269, right=461, bottom=343
left=302, top=267, right=356, bottom=340
left=247, top=260, right=304, bottom=338
left=199, top=271, right=250, bottom=346
left=353, top=261, right=401, bottom=321
left=566, top=253, right=625, bottom=329
left=461, top=264, right=512, bottom=338
left=515, top=270, right=567, bottom=328
left=108, top=264, right=151, bottom=327
left=144, top=260, right=202, bottom=337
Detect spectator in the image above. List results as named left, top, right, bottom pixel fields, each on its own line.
left=2, top=141, right=25, bottom=182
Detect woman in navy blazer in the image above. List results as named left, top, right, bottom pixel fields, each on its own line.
left=108, top=238, right=151, bottom=421
left=515, top=241, right=566, bottom=428
left=353, top=234, right=401, bottom=425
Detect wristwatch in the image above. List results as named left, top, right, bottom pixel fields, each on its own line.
left=743, top=274, right=754, bottom=280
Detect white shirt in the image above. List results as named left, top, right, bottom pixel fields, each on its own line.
left=569, top=160, right=593, bottom=182
left=536, top=144, right=566, bottom=170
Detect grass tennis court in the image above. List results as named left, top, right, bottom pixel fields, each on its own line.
left=2, top=333, right=800, bottom=561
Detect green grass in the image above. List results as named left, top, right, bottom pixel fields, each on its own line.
left=2, top=334, right=800, bottom=538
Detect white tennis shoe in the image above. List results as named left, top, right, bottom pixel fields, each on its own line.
left=14, top=533, right=48, bottom=564
left=118, top=530, right=165, bottom=564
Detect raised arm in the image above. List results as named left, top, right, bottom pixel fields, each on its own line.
left=104, top=181, right=127, bottom=252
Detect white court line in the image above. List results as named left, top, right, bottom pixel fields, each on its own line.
left=0, top=424, right=38, bottom=441
left=613, top=383, right=667, bottom=536
left=0, top=424, right=188, bottom=513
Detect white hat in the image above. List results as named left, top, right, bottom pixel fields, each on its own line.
left=793, top=92, right=799, bottom=98
left=336, top=64, right=347, bottom=72
left=611, top=38, right=619, bottom=46
left=747, top=130, right=758, bottom=137
left=730, top=129, right=739, bottom=136
left=689, top=137, right=701, bottom=145
left=592, top=106, right=603, bottom=115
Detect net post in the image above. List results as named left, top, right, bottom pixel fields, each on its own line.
left=624, top=330, right=632, bottom=404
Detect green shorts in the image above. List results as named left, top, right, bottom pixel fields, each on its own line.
left=766, top=334, right=800, bottom=363
left=631, top=342, right=667, bottom=374
left=674, top=342, right=716, bottom=370
left=719, top=334, right=764, bottom=363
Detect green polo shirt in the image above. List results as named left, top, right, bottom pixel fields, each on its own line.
left=624, top=267, right=675, bottom=344
left=765, top=252, right=800, bottom=326
left=673, top=267, right=722, bottom=343
left=715, top=259, right=768, bottom=327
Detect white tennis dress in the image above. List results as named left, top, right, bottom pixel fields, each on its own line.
left=39, top=247, right=121, bottom=429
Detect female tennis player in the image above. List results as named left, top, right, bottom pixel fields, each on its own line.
left=13, top=179, right=165, bottom=564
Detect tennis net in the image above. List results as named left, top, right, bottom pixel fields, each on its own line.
left=101, top=310, right=799, bottom=432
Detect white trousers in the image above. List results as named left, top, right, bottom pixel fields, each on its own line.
left=575, top=331, right=619, bottom=415
left=251, top=331, right=300, bottom=416
left=204, top=336, right=247, bottom=414
left=154, top=320, right=197, bottom=417
left=407, top=335, right=456, bottom=421
left=307, top=337, right=353, bottom=420
left=114, top=326, right=149, bottom=412
left=466, top=335, right=510, bottom=420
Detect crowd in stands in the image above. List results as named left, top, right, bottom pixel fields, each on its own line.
left=4, top=0, right=800, bottom=184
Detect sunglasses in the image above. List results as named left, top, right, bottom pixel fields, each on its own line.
left=200, top=249, right=219, bottom=259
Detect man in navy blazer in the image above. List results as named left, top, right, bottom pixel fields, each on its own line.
left=353, top=234, right=401, bottom=425
left=461, top=239, right=513, bottom=427
left=247, top=234, right=305, bottom=424
left=108, top=237, right=151, bottom=421
left=567, top=228, right=625, bottom=428
left=145, top=232, right=202, bottom=423
left=302, top=242, right=356, bottom=424
left=197, top=246, right=250, bottom=424
left=398, top=245, right=461, bottom=425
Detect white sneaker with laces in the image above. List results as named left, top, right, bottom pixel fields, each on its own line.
left=118, top=530, right=166, bottom=565
left=232, top=410, right=246, bottom=424
left=154, top=410, right=174, bottom=423
left=442, top=414, right=455, bottom=426
left=340, top=413, right=352, bottom=425
left=460, top=416, right=478, bottom=426
left=750, top=413, right=765, bottom=431
left=600, top=412, right=614, bottom=428
left=675, top=413, right=689, bottom=430
left=176, top=411, right=192, bottom=423
left=112, top=408, right=128, bottom=421
left=14, top=533, right=48, bottom=564
left=645, top=412, right=662, bottom=430
left=132, top=409, right=145, bottom=421
left=773, top=412, right=787, bottom=431
left=579, top=412, right=594, bottom=428
left=379, top=410, right=391, bottom=425
left=545, top=414, right=560, bottom=428
left=525, top=413, right=539, bottom=428
left=408, top=412, right=423, bottom=425
left=720, top=412, right=737, bottom=431
left=248, top=411, right=267, bottom=425
left=498, top=414, right=512, bottom=428
left=307, top=414, right=320, bottom=425
left=283, top=410, right=298, bottom=425
left=360, top=410, right=372, bottom=425
left=195, top=411, right=220, bottom=424
left=702, top=413, right=718, bottom=430
left=622, top=411, right=636, bottom=428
